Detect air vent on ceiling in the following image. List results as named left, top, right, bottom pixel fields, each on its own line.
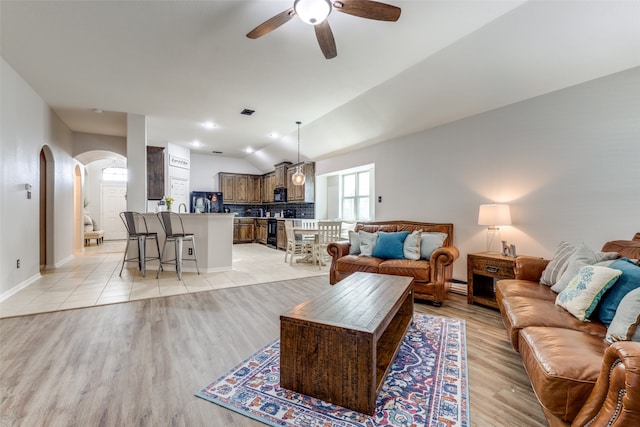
left=212, top=150, right=223, bottom=154
left=241, top=108, right=255, bottom=116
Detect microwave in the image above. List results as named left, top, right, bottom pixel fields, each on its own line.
left=274, top=187, right=287, bottom=202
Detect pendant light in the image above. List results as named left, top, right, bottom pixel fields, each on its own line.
left=292, top=121, right=306, bottom=186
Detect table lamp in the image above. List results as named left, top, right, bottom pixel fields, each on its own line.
left=478, top=204, right=511, bottom=253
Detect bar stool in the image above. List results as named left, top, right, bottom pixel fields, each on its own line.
left=119, top=211, right=162, bottom=277
left=156, top=211, right=200, bottom=280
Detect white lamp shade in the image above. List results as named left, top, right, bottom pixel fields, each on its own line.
left=294, top=0, right=332, bottom=25
left=478, top=204, right=512, bottom=226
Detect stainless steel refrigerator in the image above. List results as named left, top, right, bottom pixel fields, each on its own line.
left=190, top=192, right=223, bottom=213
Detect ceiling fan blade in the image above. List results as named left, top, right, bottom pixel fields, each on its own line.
left=246, top=7, right=296, bottom=39
left=333, top=0, right=401, bottom=22
left=314, top=20, right=337, bottom=59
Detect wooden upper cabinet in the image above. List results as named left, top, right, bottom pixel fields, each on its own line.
left=147, top=146, right=165, bottom=200
left=287, top=162, right=315, bottom=203
left=219, top=172, right=261, bottom=205
left=220, top=173, right=235, bottom=203
left=248, top=175, right=261, bottom=204
left=262, top=172, right=275, bottom=203
left=235, top=175, right=248, bottom=203
left=274, top=162, right=291, bottom=189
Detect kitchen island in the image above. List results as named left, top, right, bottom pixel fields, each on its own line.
left=141, top=212, right=234, bottom=273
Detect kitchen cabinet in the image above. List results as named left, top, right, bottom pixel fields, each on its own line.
left=274, top=162, right=291, bottom=189
left=233, top=218, right=255, bottom=243
left=262, top=172, right=275, bottom=203
left=248, top=175, right=261, bottom=204
left=220, top=173, right=235, bottom=202
left=277, top=220, right=287, bottom=250
left=219, top=173, right=260, bottom=204
left=255, top=219, right=267, bottom=245
left=286, top=162, right=315, bottom=203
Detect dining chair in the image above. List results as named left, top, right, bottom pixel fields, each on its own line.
left=284, top=220, right=312, bottom=265
left=156, top=211, right=200, bottom=280
left=314, top=221, right=342, bottom=269
left=119, top=211, right=162, bottom=277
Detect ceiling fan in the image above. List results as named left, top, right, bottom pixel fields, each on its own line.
left=246, top=0, right=401, bottom=59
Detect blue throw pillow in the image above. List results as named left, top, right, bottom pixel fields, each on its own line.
left=592, top=258, right=640, bottom=326
left=372, top=231, right=409, bottom=259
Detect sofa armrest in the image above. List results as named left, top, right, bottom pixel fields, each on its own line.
left=513, top=256, right=549, bottom=282
left=327, top=241, right=351, bottom=285
left=572, top=341, right=640, bottom=427
left=429, top=246, right=460, bottom=303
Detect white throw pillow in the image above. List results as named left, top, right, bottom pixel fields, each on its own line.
left=540, top=242, right=577, bottom=286
left=605, top=288, right=640, bottom=344
left=403, top=230, right=422, bottom=260
left=358, top=230, right=378, bottom=257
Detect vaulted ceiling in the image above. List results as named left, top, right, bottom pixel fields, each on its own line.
left=2, top=1, right=639, bottom=172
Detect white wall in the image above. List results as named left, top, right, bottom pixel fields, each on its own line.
left=316, top=67, right=640, bottom=281
left=1, top=57, right=76, bottom=296
left=190, top=153, right=263, bottom=192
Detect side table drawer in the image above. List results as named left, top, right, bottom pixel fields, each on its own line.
left=470, top=258, right=514, bottom=279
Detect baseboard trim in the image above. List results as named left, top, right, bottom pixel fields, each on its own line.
left=0, top=273, right=42, bottom=302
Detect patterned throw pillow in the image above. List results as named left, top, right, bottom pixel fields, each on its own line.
left=605, top=288, right=640, bottom=344
left=540, top=242, right=577, bottom=286
left=403, top=230, right=422, bottom=260
left=556, top=265, right=622, bottom=321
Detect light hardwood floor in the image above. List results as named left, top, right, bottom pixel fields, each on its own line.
left=0, top=276, right=546, bottom=426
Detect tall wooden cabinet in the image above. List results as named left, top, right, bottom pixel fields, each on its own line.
left=274, top=162, right=292, bottom=189
left=286, top=162, right=315, bottom=203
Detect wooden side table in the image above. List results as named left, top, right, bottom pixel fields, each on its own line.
left=467, top=252, right=516, bottom=308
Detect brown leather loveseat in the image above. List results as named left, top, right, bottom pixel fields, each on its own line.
left=496, top=236, right=640, bottom=426
left=327, top=220, right=459, bottom=305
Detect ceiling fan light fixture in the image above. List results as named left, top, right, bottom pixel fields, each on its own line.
left=294, top=0, right=331, bottom=25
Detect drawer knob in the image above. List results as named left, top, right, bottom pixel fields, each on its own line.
left=485, top=265, right=499, bottom=274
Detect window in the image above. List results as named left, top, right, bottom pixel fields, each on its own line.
left=342, top=170, right=370, bottom=221
left=102, top=167, right=127, bottom=182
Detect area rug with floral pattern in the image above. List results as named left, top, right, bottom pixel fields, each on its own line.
left=196, top=313, right=468, bottom=426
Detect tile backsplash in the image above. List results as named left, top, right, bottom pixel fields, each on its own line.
left=225, top=203, right=315, bottom=219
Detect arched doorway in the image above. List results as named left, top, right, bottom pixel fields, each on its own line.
left=40, top=146, right=55, bottom=268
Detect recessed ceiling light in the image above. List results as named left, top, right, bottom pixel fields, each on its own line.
left=269, top=132, right=278, bottom=139
left=245, top=147, right=254, bottom=154
left=192, top=140, right=202, bottom=147
left=202, top=121, right=216, bottom=129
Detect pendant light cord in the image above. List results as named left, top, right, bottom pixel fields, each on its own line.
left=296, top=121, right=301, bottom=162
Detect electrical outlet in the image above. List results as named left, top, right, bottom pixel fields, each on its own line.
left=378, top=196, right=382, bottom=203
left=188, top=248, right=193, bottom=256
left=17, top=259, right=20, bottom=268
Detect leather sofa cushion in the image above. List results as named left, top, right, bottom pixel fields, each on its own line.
left=519, top=327, right=607, bottom=422
left=500, top=296, right=606, bottom=351
left=335, top=255, right=383, bottom=274
left=497, top=280, right=557, bottom=303
left=379, top=259, right=430, bottom=283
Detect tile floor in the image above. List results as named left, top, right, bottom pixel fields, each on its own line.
left=0, top=241, right=328, bottom=318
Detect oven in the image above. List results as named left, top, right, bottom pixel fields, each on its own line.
left=267, top=218, right=278, bottom=248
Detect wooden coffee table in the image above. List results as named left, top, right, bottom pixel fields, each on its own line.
left=280, top=272, right=414, bottom=415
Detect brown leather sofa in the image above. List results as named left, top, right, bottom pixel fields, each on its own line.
left=496, top=236, right=640, bottom=427
left=327, top=220, right=459, bottom=305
